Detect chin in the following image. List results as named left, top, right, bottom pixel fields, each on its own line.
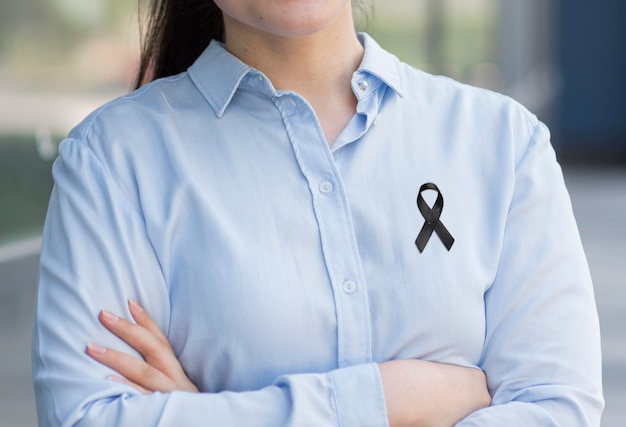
left=262, top=13, right=347, bottom=39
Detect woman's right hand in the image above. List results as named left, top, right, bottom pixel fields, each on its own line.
left=379, top=359, right=491, bottom=427
left=86, top=299, right=199, bottom=395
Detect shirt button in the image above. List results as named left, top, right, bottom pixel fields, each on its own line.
left=342, top=280, right=357, bottom=294
left=357, top=80, right=369, bottom=91
left=319, top=181, right=333, bottom=194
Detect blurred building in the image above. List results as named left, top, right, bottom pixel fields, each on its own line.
left=558, top=0, right=626, bottom=160
left=498, top=0, right=626, bottom=161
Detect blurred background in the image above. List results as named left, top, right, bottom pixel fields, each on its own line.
left=0, top=0, right=624, bottom=425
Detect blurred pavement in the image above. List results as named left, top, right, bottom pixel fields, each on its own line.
left=0, top=165, right=625, bottom=426
left=564, top=165, right=626, bottom=427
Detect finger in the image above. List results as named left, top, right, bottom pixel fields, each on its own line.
left=86, top=343, right=177, bottom=393
left=127, top=299, right=170, bottom=345
left=108, top=375, right=152, bottom=395
left=98, top=310, right=180, bottom=378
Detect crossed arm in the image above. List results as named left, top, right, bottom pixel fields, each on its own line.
left=87, top=299, right=491, bottom=427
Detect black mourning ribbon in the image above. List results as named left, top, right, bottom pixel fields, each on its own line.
left=415, top=183, right=455, bottom=253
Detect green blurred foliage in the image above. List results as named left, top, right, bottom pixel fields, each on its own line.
left=0, top=135, right=57, bottom=243
left=0, top=0, right=136, bottom=65
left=368, top=1, right=497, bottom=82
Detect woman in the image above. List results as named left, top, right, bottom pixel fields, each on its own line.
left=32, top=0, right=604, bottom=425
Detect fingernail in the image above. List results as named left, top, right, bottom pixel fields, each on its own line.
left=101, top=310, right=119, bottom=322
left=87, top=343, right=108, bottom=355
left=128, top=299, right=144, bottom=313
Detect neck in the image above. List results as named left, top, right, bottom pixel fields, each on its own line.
left=223, top=7, right=363, bottom=95
left=222, top=6, right=364, bottom=145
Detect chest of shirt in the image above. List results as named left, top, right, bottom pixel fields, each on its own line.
left=124, top=93, right=515, bottom=391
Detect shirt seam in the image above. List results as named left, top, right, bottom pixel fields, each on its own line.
left=328, top=373, right=344, bottom=427
left=514, top=118, right=543, bottom=172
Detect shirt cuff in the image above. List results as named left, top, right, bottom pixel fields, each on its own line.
left=329, top=363, right=389, bottom=427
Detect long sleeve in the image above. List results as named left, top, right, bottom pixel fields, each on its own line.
left=32, top=138, right=389, bottom=427
left=456, top=122, right=604, bottom=426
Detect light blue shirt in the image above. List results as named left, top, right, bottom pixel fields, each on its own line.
left=32, top=34, right=603, bottom=426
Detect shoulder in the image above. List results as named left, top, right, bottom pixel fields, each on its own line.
left=361, top=33, right=539, bottom=147
left=67, top=72, right=207, bottom=149
left=61, top=70, right=209, bottom=165
left=394, top=60, right=543, bottom=162
left=55, top=72, right=205, bottom=204
left=403, top=62, right=536, bottom=126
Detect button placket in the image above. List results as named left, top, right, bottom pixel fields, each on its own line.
left=277, top=91, right=373, bottom=367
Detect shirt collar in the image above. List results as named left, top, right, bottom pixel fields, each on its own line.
left=356, top=33, right=405, bottom=99
left=188, top=33, right=405, bottom=118
left=188, top=40, right=252, bottom=118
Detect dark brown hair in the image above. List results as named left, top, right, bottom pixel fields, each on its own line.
left=134, top=0, right=224, bottom=89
